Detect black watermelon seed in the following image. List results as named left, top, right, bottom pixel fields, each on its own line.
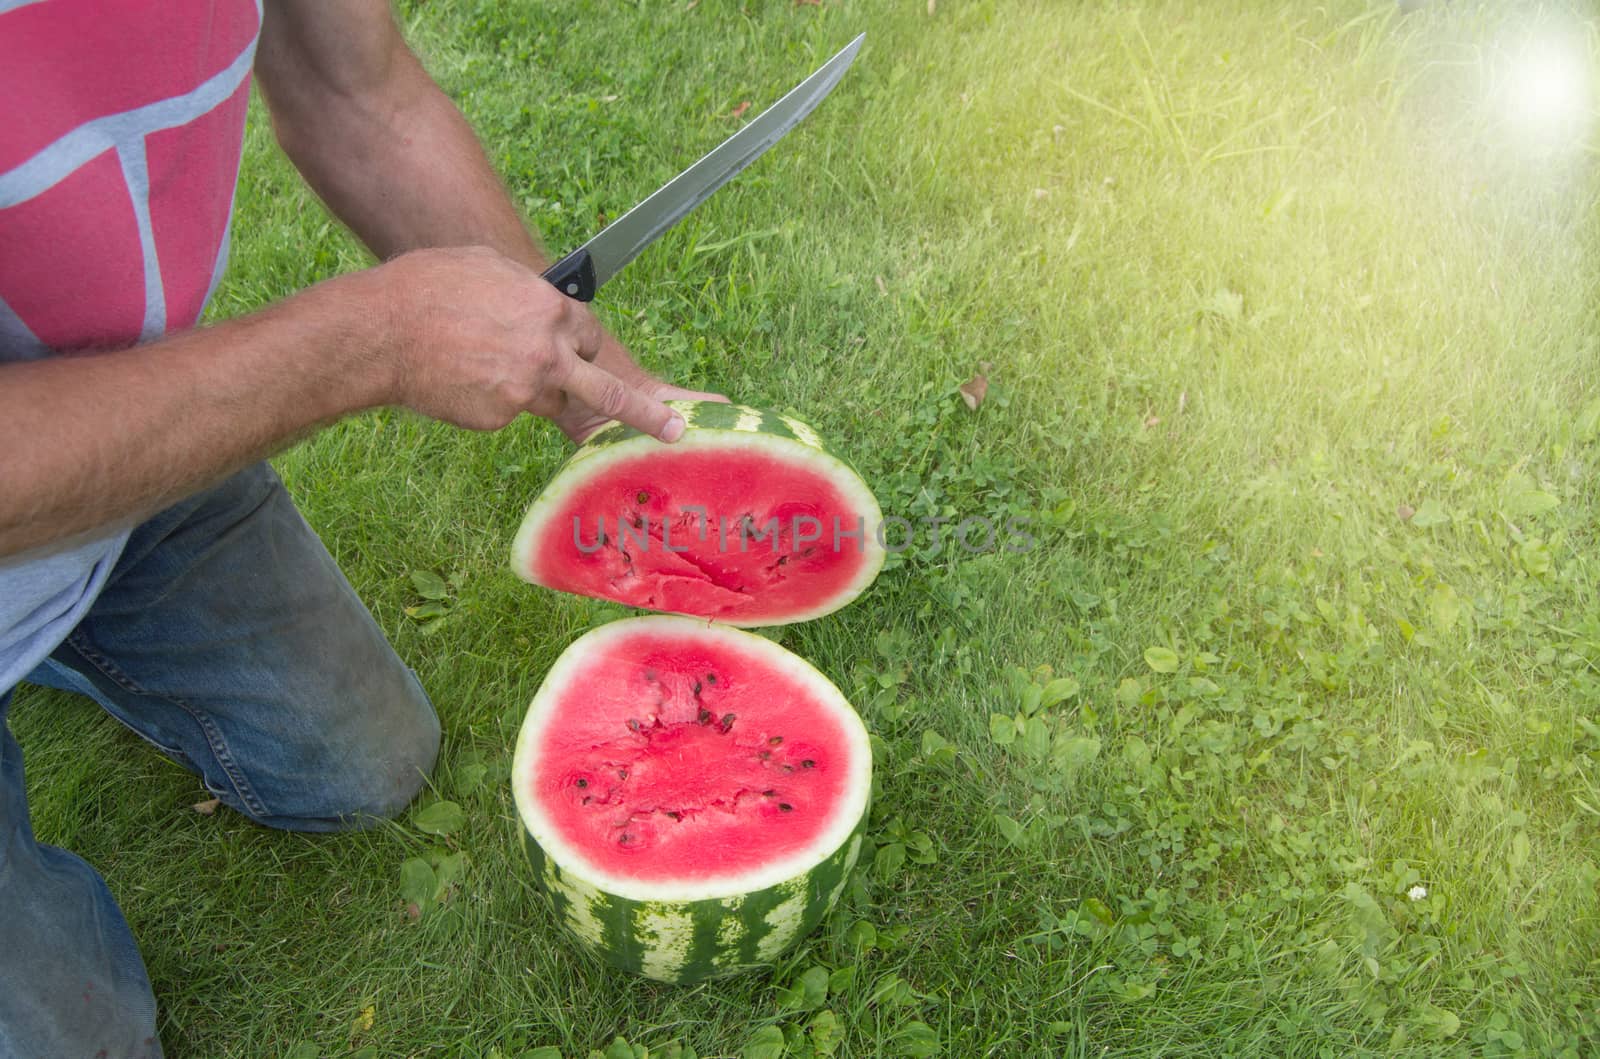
left=692, top=679, right=703, bottom=696
left=576, top=778, right=588, bottom=788
left=781, top=765, right=795, bottom=774
left=626, top=718, right=641, bottom=732
left=706, top=673, right=717, bottom=684
left=666, top=811, right=682, bottom=822
left=619, top=833, right=633, bottom=845
left=769, top=736, right=784, bottom=746
left=779, top=803, right=794, bottom=812
left=636, top=490, right=650, bottom=504
left=763, top=789, right=776, bottom=797
left=720, top=713, right=737, bottom=731
left=759, top=750, right=771, bottom=760
left=801, top=759, right=816, bottom=768
left=617, top=769, right=628, bottom=780
left=698, top=707, right=712, bottom=724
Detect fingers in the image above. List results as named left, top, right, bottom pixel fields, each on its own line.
left=559, top=356, right=686, bottom=442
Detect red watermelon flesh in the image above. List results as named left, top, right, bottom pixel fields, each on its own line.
left=517, top=446, right=878, bottom=626
left=517, top=618, right=869, bottom=888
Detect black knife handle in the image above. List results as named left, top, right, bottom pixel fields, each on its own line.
left=542, top=246, right=597, bottom=302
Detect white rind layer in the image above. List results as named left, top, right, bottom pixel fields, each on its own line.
left=511, top=615, right=873, bottom=904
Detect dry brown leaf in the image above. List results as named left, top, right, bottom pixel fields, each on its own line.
left=959, top=374, right=988, bottom=411
left=731, top=100, right=752, bottom=119
left=406, top=902, right=422, bottom=921
left=1397, top=504, right=1416, bottom=522
left=192, top=797, right=220, bottom=815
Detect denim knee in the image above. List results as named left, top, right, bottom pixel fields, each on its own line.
left=337, top=690, right=441, bottom=824
left=275, top=677, right=442, bottom=831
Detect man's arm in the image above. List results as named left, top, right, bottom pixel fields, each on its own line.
left=254, top=0, right=545, bottom=266
left=253, top=0, right=722, bottom=443
left=0, top=249, right=681, bottom=558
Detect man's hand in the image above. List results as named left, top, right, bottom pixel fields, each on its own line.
left=376, top=247, right=690, bottom=442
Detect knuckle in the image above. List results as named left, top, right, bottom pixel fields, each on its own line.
left=546, top=290, right=577, bottom=324
left=495, top=379, right=531, bottom=409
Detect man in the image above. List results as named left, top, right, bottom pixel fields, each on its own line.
left=0, top=2, right=716, bottom=1054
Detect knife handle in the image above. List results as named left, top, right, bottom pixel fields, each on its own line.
left=542, top=247, right=597, bottom=302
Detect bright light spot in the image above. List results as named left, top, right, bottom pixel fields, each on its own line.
left=1500, top=32, right=1594, bottom=150
left=1511, top=42, right=1586, bottom=120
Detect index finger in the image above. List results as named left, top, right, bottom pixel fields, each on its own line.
left=560, top=356, right=686, bottom=442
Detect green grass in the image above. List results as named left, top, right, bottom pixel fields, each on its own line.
left=11, top=0, right=1600, bottom=1055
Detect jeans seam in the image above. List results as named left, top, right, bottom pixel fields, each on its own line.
left=63, top=630, right=270, bottom=819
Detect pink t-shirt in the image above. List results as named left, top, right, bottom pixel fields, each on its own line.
left=0, top=0, right=263, bottom=691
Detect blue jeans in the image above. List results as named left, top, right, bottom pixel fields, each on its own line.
left=0, top=463, right=440, bottom=1058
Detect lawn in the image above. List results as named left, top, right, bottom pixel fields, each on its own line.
left=12, top=0, right=1600, bottom=1055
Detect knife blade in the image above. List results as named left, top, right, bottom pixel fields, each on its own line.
left=541, top=33, right=864, bottom=301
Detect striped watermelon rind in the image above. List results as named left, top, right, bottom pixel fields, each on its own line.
left=574, top=399, right=849, bottom=464
left=510, top=400, right=886, bottom=626
left=511, top=616, right=873, bottom=984
left=522, top=821, right=864, bottom=983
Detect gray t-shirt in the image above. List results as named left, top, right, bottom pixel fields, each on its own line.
left=0, top=307, right=128, bottom=691
left=0, top=531, right=127, bottom=691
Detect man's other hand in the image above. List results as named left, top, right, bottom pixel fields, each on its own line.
left=377, top=246, right=696, bottom=443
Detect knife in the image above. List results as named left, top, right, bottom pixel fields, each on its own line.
left=541, top=33, right=865, bottom=302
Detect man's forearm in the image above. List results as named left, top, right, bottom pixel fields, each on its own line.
left=257, top=15, right=545, bottom=269
left=0, top=271, right=390, bottom=557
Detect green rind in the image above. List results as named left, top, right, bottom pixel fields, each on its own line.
left=521, top=814, right=866, bottom=984
left=571, top=401, right=849, bottom=468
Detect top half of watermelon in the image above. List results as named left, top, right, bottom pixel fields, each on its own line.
left=512, top=401, right=886, bottom=626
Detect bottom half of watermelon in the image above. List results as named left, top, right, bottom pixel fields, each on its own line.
left=511, top=616, right=872, bottom=984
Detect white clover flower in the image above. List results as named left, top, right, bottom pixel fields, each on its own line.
left=1407, top=885, right=1428, bottom=901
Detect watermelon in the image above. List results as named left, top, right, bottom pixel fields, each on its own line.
left=510, top=616, right=871, bottom=983
left=511, top=401, right=885, bottom=626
